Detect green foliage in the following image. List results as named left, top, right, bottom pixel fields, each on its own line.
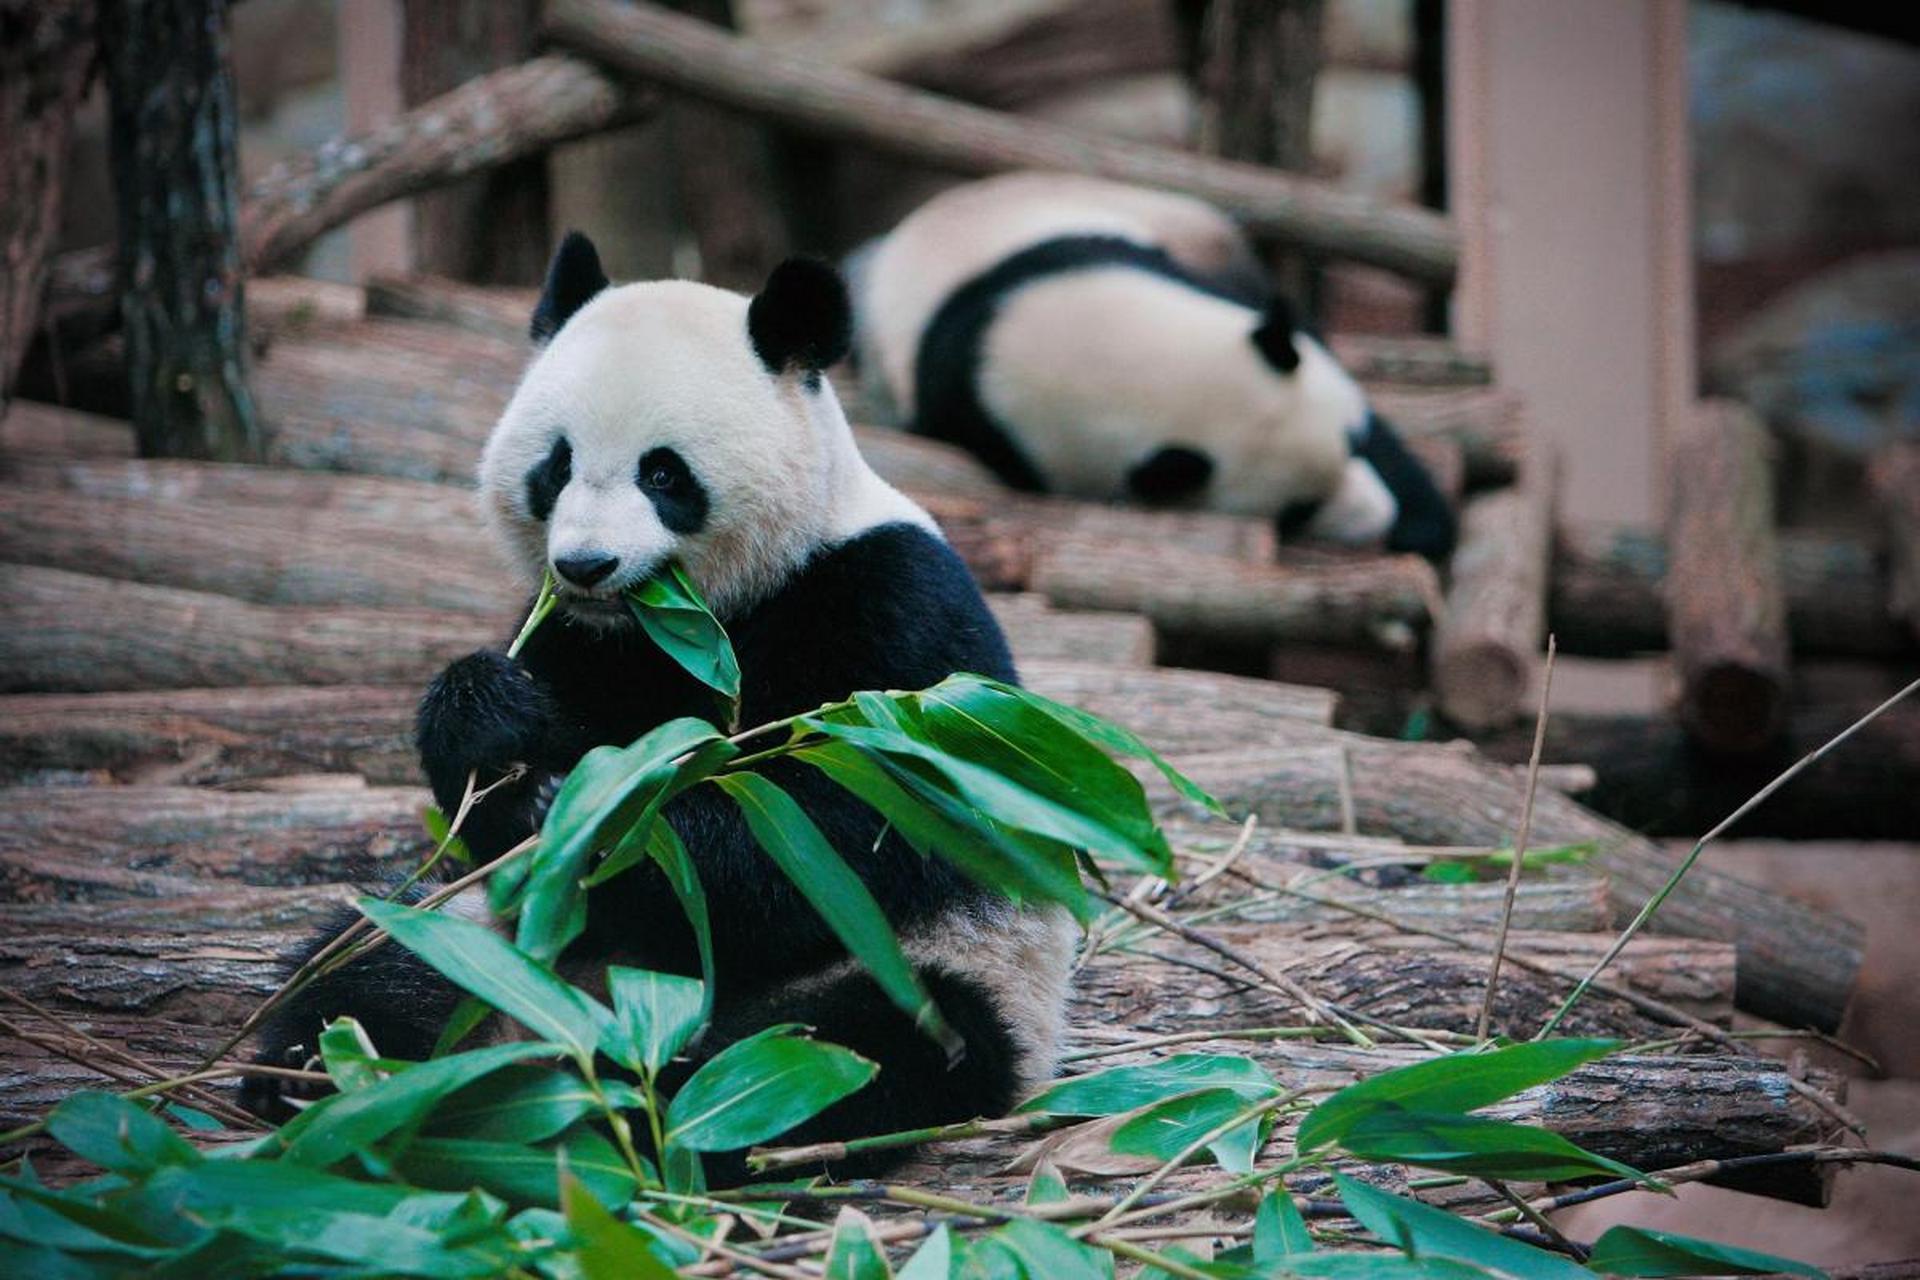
left=3, top=561, right=1838, bottom=1280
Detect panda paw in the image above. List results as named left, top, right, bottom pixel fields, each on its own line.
left=417, top=649, right=558, bottom=791
left=237, top=1039, right=332, bottom=1125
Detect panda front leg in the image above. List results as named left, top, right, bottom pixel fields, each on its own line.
left=240, top=650, right=569, bottom=1120
left=679, top=967, right=1025, bottom=1187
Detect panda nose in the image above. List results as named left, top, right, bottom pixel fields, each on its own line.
left=553, top=553, right=620, bottom=589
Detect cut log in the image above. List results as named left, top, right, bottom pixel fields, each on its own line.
left=100, top=0, right=262, bottom=460
left=988, top=594, right=1155, bottom=667
left=1665, top=400, right=1791, bottom=752
left=1328, top=334, right=1492, bottom=388
left=1367, top=385, right=1526, bottom=489
left=0, top=784, right=434, bottom=898
left=1162, top=742, right=1862, bottom=1032
left=1551, top=522, right=1913, bottom=660
left=1430, top=447, right=1553, bottom=730
left=1867, top=441, right=1920, bottom=643
left=0, top=662, right=1333, bottom=790
left=0, top=0, right=96, bottom=402
left=0, top=564, right=488, bottom=692
left=364, top=275, right=536, bottom=345
left=1474, top=702, right=1920, bottom=841
left=0, top=401, right=134, bottom=462
left=1031, top=538, right=1439, bottom=652
left=545, top=0, right=1459, bottom=283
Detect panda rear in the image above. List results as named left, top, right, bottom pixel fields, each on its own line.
left=243, top=239, right=1076, bottom=1185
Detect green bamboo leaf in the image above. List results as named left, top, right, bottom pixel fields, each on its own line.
left=898, top=1225, right=959, bottom=1280
left=965, top=675, right=1225, bottom=817
left=798, top=742, right=1091, bottom=917
left=430, top=996, right=494, bottom=1059
left=969, top=1218, right=1114, bottom=1280
left=584, top=736, right=741, bottom=888
left=627, top=561, right=742, bottom=701
left=664, top=1026, right=875, bottom=1152
left=359, top=898, right=611, bottom=1063
left=711, top=772, right=963, bottom=1060
left=562, top=1171, right=679, bottom=1280
left=397, top=1129, right=637, bottom=1210
left=1255, top=1189, right=1314, bottom=1259
left=803, top=719, right=1168, bottom=876
left=1020, top=1055, right=1277, bottom=1116
left=826, top=1207, right=895, bottom=1280
left=272, top=1041, right=558, bottom=1167
left=1333, top=1175, right=1591, bottom=1280
left=318, top=1017, right=384, bottom=1092
left=421, top=804, right=474, bottom=867
left=1266, top=1259, right=1493, bottom=1279
left=1339, top=1108, right=1649, bottom=1184
left=429, top=1067, right=629, bottom=1144
left=635, top=821, right=717, bottom=1025
left=520, top=717, right=730, bottom=961
left=916, top=679, right=1171, bottom=855
left=1025, top=1161, right=1069, bottom=1207
left=1296, top=1039, right=1622, bottom=1152
left=45, top=1093, right=200, bottom=1180
left=1110, top=1087, right=1272, bottom=1174
left=603, top=967, right=706, bottom=1076
left=181, top=1204, right=516, bottom=1278
left=1587, top=1226, right=1825, bottom=1278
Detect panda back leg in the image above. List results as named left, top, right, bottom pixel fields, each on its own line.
left=685, top=967, right=1023, bottom=1185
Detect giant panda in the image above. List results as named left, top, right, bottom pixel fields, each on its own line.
left=242, top=234, right=1077, bottom=1184
left=853, top=171, right=1457, bottom=559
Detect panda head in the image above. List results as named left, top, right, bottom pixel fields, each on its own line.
left=1250, top=299, right=1457, bottom=561
left=479, top=233, right=889, bottom=624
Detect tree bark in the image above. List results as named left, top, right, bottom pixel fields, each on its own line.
left=1367, top=385, right=1526, bottom=489
left=1473, top=702, right=1920, bottom=841
left=98, top=0, right=262, bottom=460
left=1329, top=334, right=1491, bottom=388
left=399, top=0, right=550, bottom=285
left=544, top=0, right=1459, bottom=283
left=1163, top=742, right=1862, bottom=1032
left=0, top=0, right=96, bottom=405
left=1430, top=448, right=1554, bottom=730
left=1665, top=400, right=1790, bottom=752
left=1867, top=442, right=1920, bottom=644
left=1551, top=522, right=1913, bottom=660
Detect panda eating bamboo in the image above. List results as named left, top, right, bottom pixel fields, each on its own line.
left=242, top=236, right=1077, bottom=1184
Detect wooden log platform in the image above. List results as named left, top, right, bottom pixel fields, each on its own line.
left=1664, top=401, right=1791, bottom=752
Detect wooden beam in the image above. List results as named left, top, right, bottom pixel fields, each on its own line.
left=544, top=0, right=1459, bottom=283
left=1867, top=442, right=1920, bottom=644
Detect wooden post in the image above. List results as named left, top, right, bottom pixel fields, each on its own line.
left=0, top=1, right=96, bottom=405
left=398, top=0, right=550, bottom=285
left=98, top=0, right=263, bottom=461
left=1867, top=442, right=1920, bottom=645
left=1431, top=446, right=1554, bottom=730
left=1664, top=400, right=1790, bottom=752
left=663, top=0, right=788, bottom=290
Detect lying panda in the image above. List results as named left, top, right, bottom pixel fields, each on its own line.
left=243, top=235, right=1076, bottom=1182
left=853, top=171, right=1457, bottom=559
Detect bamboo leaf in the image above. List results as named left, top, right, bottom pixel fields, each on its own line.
left=664, top=1026, right=875, bottom=1152
left=711, top=772, right=963, bottom=1060
left=1110, top=1087, right=1272, bottom=1173
left=1333, top=1175, right=1591, bottom=1280
left=1296, top=1039, right=1621, bottom=1152
left=603, top=967, right=706, bottom=1075
left=45, top=1093, right=199, bottom=1179
left=359, top=899, right=611, bottom=1064
left=428, top=1067, right=628, bottom=1145
left=1020, top=1055, right=1277, bottom=1116
left=318, top=1017, right=384, bottom=1092
left=1587, top=1226, right=1825, bottom=1278
left=627, top=561, right=741, bottom=701
left=561, top=1172, right=679, bottom=1280
left=1338, top=1108, right=1649, bottom=1184
left=825, top=1207, right=895, bottom=1280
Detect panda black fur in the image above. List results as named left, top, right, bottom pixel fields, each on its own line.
left=855, top=172, right=1457, bottom=560
left=242, top=236, right=1077, bottom=1184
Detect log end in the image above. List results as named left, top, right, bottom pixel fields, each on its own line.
left=1679, top=660, right=1788, bottom=755
left=1434, top=641, right=1529, bottom=731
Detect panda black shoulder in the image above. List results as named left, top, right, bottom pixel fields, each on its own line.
left=729, top=521, right=1018, bottom=719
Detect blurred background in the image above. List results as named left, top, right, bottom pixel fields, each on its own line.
left=3, top=0, right=1916, bottom=1260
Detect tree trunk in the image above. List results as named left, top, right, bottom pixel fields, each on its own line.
left=0, top=0, right=96, bottom=405
left=544, top=0, right=1459, bottom=283
left=98, top=0, right=262, bottom=460
left=399, top=0, right=549, bottom=285
left=1665, top=400, right=1790, bottom=752
left=1430, top=447, right=1553, bottom=730
left=1551, top=521, right=1912, bottom=660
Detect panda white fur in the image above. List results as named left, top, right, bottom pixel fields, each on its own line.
left=854, top=171, right=1457, bottom=559
left=243, top=235, right=1076, bottom=1184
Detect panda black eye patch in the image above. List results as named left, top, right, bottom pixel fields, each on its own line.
left=636, top=447, right=707, bottom=533
left=525, top=437, right=571, bottom=521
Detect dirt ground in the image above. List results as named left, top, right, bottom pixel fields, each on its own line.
left=1559, top=842, right=1920, bottom=1264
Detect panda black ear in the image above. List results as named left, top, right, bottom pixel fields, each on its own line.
left=748, top=256, right=852, bottom=381
left=1250, top=297, right=1301, bottom=374
left=530, top=231, right=610, bottom=344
